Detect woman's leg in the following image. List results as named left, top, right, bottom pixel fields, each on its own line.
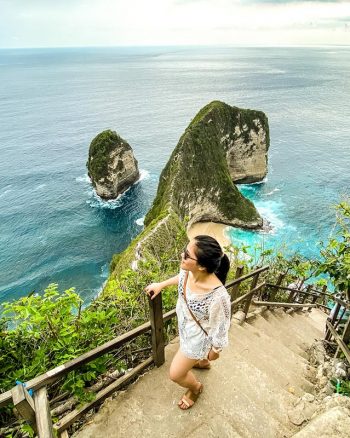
left=169, top=349, right=202, bottom=393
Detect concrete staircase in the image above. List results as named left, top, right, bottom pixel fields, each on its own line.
left=74, top=308, right=328, bottom=438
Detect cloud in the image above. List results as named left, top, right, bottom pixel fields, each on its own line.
left=0, top=0, right=349, bottom=47
left=240, top=0, right=345, bottom=3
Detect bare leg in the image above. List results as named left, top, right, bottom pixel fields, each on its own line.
left=169, top=349, right=202, bottom=409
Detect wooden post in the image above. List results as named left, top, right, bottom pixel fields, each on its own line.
left=325, top=302, right=341, bottom=341
left=311, top=289, right=319, bottom=304
left=336, top=318, right=350, bottom=358
left=34, top=386, right=54, bottom=438
left=270, top=272, right=284, bottom=301
left=321, top=285, right=327, bottom=305
left=276, top=272, right=285, bottom=287
left=243, top=272, right=260, bottom=316
left=230, top=265, right=244, bottom=301
left=341, top=317, right=350, bottom=344
left=300, top=285, right=312, bottom=304
left=149, top=294, right=165, bottom=367
left=250, top=271, right=260, bottom=291
left=11, top=385, right=37, bottom=434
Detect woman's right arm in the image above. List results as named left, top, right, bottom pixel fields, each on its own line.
left=144, top=274, right=179, bottom=300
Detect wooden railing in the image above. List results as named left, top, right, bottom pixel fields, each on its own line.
left=0, top=265, right=269, bottom=438
left=254, top=282, right=331, bottom=309
left=253, top=277, right=350, bottom=369
left=3, top=264, right=348, bottom=438
left=324, top=296, right=350, bottom=362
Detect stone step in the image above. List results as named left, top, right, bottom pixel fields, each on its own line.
left=288, top=309, right=326, bottom=336
left=73, top=340, right=291, bottom=438
left=231, top=323, right=314, bottom=396
left=250, top=313, right=311, bottom=359
left=73, top=309, right=326, bottom=438
left=262, top=309, right=323, bottom=352
left=291, top=406, right=350, bottom=438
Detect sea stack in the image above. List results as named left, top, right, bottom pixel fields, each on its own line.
left=145, top=100, right=266, bottom=229
left=104, top=100, right=269, bottom=280
left=87, top=130, right=139, bottom=199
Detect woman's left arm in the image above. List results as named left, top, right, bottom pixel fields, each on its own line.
left=207, top=290, right=231, bottom=360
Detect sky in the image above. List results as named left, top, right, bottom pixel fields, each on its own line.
left=0, top=0, right=349, bottom=48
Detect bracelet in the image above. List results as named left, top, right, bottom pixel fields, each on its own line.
left=211, top=346, right=222, bottom=354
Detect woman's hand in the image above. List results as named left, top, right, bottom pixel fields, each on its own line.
left=144, top=282, right=163, bottom=300
left=207, top=349, right=220, bottom=361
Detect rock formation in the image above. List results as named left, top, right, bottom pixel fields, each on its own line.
left=145, top=100, right=265, bottom=230
left=220, top=103, right=269, bottom=184
left=106, top=101, right=269, bottom=279
left=87, top=130, right=139, bottom=199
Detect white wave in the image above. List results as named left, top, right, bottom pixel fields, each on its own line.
left=135, top=216, right=145, bottom=226
left=0, top=188, right=12, bottom=199
left=263, top=188, right=280, bottom=196
left=86, top=169, right=150, bottom=210
left=239, top=185, right=255, bottom=191
left=33, top=183, right=46, bottom=191
left=239, top=178, right=268, bottom=191
left=255, top=201, right=285, bottom=235
left=250, top=177, right=268, bottom=185
left=86, top=189, right=124, bottom=209
left=100, top=264, right=109, bottom=278
left=267, top=69, right=286, bottom=74
left=76, top=174, right=91, bottom=184
left=138, top=169, right=150, bottom=181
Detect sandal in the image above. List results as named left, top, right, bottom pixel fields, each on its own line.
left=193, top=360, right=211, bottom=369
left=178, top=383, right=203, bottom=410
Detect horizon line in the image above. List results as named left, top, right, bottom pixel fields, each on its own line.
left=1, top=43, right=350, bottom=50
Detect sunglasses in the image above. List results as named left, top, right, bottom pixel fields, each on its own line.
left=183, top=247, right=198, bottom=262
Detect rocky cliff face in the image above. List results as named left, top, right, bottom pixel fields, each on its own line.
left=105, top=101, right=268, bottom=283
left=223, top=109, right=269, bottom=183
left=145, top=100, right=267, bottom=230
left=87, top=130, right=139, bottom=199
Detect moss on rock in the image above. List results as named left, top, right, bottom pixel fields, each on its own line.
left=103, top=101, right=269, bottom=295
left=145, top=100, right=266, bottom=229
left=87, top=130, right=139, bottom=199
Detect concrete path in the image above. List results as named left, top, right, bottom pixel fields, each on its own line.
left=74, top=308, right=327, bottom=438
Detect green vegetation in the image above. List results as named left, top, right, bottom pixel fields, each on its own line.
left=0, top=215, right=188, bottom=429
left=1, top=194, right=349, bottom=433
left=145, top=100, right=266, bottom=228
left=315, top=202, right=350, bottom=299
left=87, top=130, right=129, bottom=182
left=331, top=378, right=350, bottom=396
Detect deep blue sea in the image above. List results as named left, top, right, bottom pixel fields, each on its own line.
left=0, top=46, right=349, bottom=305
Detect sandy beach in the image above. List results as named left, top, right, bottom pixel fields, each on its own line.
left=187, top=222, right=231, bottom=250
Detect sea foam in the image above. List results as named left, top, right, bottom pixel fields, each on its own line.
left=76, top=174, right=91, bottom=184
left=255, top=201, right=285, bottom=235
left=85, top=169, right=149, bottom=210
left=135, top=216, right=145, bottom=226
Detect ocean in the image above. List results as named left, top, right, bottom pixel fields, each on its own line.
left=0, top=46, right=349, bottom=305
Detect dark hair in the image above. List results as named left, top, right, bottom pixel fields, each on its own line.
left=193, top=235, right=230, bottom=285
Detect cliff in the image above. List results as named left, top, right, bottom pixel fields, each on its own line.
left=87, top=130, right=139, bottom=199
left=105, top=100, right=268, bottom=285
left=222, top=103, right=269, bottom=183
left=145, top=100, right=266, bottom=230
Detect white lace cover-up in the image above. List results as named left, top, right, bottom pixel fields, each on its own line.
left=176, top=269, right=231, bottom=360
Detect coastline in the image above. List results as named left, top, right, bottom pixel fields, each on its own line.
left=187, top=222, right=231, bottom=250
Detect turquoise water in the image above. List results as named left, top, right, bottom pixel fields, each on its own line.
left=0, top=46, right=349, bottom=304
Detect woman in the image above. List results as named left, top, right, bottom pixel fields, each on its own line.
left=145, top=235, right=231, bottom=410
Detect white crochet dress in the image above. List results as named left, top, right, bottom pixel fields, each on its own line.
left=176, top=269, right=231, bottom=360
